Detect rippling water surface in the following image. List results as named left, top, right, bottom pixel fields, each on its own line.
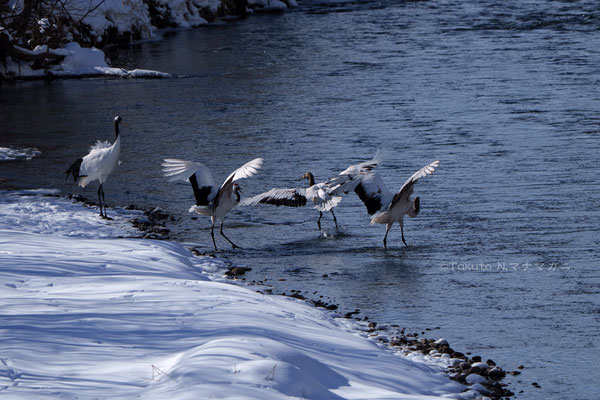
left=1, top=1, right=599, bottom=398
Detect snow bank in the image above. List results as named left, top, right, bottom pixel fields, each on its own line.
left=0, top=191, right=467, bottom=399
left=248, top=0, right=295, bottom=12
left=3, top=42, right=170, bottom=79
left=49, top=42, right=171, bottom=78
left=0, top=190, right=142, bottom=238
left=2, top=0, right=298, bottom=80
left=151, top=0, right=218, bottom=27
left=0, top=147, right=40, bottom=161
left=78, top=0, right=154, bottom=39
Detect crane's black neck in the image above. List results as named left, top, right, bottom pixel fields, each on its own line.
left=114, top=120, right=120, bottom=138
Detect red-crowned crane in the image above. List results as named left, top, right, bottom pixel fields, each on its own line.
left=162, top=157, right=263, bottom=251
left=329, top=159, right=439, bottom=249
left=65, top=116, right=122, bottom=219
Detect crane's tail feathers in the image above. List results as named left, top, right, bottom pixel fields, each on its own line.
left=370, top=211, right=390, bottom=225
left=407, top=196, right=420, bottom=218
left=162, top=159, right=205, bottom=182
left=189, top=205, right=213, bottom=215
left=65, top=158, right=83, bottom=182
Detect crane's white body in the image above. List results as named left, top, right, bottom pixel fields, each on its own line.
left=305, top=183, right=343, bottom=212
left=162, top=157, right=263, bottom=250
left=77, top=137, right=121, bottom=188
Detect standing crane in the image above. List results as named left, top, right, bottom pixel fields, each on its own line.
left=65, top=116, right=122, bottom=219
left=162, top=157, right=263, bottom=251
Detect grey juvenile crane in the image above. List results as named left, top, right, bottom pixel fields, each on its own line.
left=241, top=170, right=346, bottom=233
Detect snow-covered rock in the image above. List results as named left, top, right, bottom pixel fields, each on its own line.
left=47, top=42, right=171, bottom=78
left=0, top=147, right=40, bottom=161
left=465, top=373, right=488, bottom=385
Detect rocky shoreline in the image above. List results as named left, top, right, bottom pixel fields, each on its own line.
left=1, top=0, right=296, bottom=80
left=67, top=193, right=173, bottom=239
left=223, top=267, right=519, bottom=399
left=74, top=197, right=519, bottom=400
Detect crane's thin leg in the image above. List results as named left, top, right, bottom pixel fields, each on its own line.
left=383, top=223, right=392, bottom=249
left=317, top=212, right=323, bottom=230
left=210, top=221, right=218, bottom=251
left=220, top=222, right=240, bottom=249
left=101, top=186, right=106, bottom=218
left=97, top=185, right=105, bottom=218
left=330, top=209, right=339, bottom=233
left=101, top=186, right=111, bottom=220
left=401, top=223, right=408, bottom=247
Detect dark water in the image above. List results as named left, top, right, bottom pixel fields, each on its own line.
left=2, top=1, right=600, bottom=398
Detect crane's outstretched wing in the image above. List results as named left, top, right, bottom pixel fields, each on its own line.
left=240, top=188, right=308, bottom=208
left=327, top=154, right=392, bottom=215
left=389, top=160, right=439, bottom=210
left=221, top=158, right=264, bottom=188
left=162, top=158, right=218, bottom=206
left=326, top=154, right=381, bottom=193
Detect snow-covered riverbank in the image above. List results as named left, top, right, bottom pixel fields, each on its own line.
left=0, top=189, right=475, bottom=399
left=1, top=0, right=296, bottom=80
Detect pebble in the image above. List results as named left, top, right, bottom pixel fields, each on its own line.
left=470, top=362, right=489, bottom=375
left=225, top=266, right=251, bottom=276
left=488, top=367, right=506, bottom=379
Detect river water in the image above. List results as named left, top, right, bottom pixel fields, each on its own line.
left=1, top=0, right=599, bottom=399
